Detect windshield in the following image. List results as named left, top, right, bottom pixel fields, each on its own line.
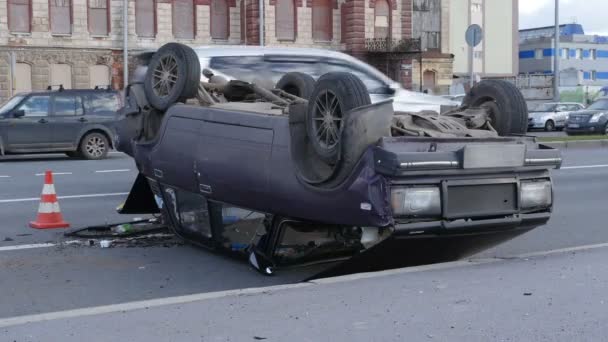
left=532, top=103, right=557, bottom=112
left=0, top=95, right=24, bottom=115
left=588, top=99, right=608, bottom=110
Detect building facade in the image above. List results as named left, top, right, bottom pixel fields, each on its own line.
left=0, top=0, right=460, bottom=101
left=519, top=24, right=608, bottom=87
left=448, top=0, right=518, bottom=93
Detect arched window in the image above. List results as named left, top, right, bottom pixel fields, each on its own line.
left=374, top=0, right=390, bottom=38
left=173, top=0, right=195, bottom=39
left=312, top=0, right=332, bottom=41
left=50, top=64, right=73, bottom=89
left=211, top=0, right=229, bottom=40
left=14, top=63, right=32, bottom=93
left=89, top=65, right=111, bottom=89
left=276, top=0, right=295, bottom=41
left=136, top=0, right=156, bottom=38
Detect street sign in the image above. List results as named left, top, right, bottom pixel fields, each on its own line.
left=465, top=24, right=483, bottom=47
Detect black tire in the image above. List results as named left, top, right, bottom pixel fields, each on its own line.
left=144, top=43, right=201, bottom=111
left=462, top=80, right=528, bottom=136
left=306, top=72, right=371, bottom=163
left=544, top=120, right=555, bottom=132
left=79, top=132, right=109, bottom=160
left=604, top=123, right=608, bottom=136
left=276, top=72, right=316, bottom=99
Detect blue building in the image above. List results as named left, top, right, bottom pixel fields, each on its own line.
left=519, top=24, right=608, bottom=87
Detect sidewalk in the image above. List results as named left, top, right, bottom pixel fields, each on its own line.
left=3, top=246, right=608, bottom=342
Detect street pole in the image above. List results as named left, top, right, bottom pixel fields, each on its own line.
left=554, top=0, right=560, bottom=102
left=123, top=0, right=129, bottom=89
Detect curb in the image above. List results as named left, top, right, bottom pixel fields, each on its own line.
left=540, top=139, right=608, bottom=149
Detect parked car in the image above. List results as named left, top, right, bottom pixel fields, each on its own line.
left=565, top=98, right=608, bottom=135
left=442, top=94, right=466, bottom=105
left=0, top=87, right=121, bottom=159
left=528, top=102, right=585, bottom=131
left=115, top=43, right=559, bottom=277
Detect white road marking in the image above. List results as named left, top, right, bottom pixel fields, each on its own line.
left=35, top=172, right=73, bottom=176
left=0, top=175, right=10, bottom=178
left=0, top=192, right=128, bottom=204
left=95, top=169, right=131, bottom=173
left=0, top=240, right=82, bottom=253
left=561, top=164, right=608, bottom=170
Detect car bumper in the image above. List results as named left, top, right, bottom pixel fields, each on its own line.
left=565, top=122, right=605, bottom=134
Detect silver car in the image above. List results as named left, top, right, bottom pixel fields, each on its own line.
left=528, top=102, right=585, bottom=131
left=193, top=46, right=460, bottom=114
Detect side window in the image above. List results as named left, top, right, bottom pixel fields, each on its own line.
left=321, top=61, right=386, bottom=93
left=53, top=95, right=83, bottom=116
left=16, top=96, right=50, bottom=117
left=86, top=93, right=120, bottom=114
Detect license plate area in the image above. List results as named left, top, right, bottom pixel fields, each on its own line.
left=443, top=178, right=519, bottom=220
left=568, top=124, right=580, bottom=128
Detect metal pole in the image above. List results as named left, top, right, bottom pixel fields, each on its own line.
left=259, top=0, right=264, bottom=46
left=554, top=0, right=560, bottom=102
left=469, top=31, right=475, bottom=89
left=123, top=0, right=129, bottom=89
left=8, top=52, right=15, bottom=97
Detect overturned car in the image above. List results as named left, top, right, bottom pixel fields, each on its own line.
left=116, top=43, right=561, bottom=278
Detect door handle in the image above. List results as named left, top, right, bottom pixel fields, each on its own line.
left=78, top=117, right=88, bottom=122
left=38, top=119, right=48, bottom=123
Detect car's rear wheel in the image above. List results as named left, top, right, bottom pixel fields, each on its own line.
left=144, top=43, right=201, bottom=111
left=462, top=80, right=528, bottom=136
left=306, top=72, right=371, bottom=164
left=276, top=72, right=316, bottom=99
left=544, top=120, right=555, bottom=132
left=604, top=123, right=608, bottom=136
left=80, top=133, right=109, bottom=160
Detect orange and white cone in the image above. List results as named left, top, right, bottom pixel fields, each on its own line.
left=29, top=170, right=70, bottom=229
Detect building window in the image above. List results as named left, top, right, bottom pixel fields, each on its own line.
left=591, top=70, right=597, bottom=81
left=575, top=48, right=582, bottom=60
left=8, top=0, right=31, bottom=33
left=14, top=63, right=32, bottom=93
left=312, top=0, right=332, bottom=41
left=88, top=0, right=109, bottom=36
left=474, top=50, right=484, bottom=59
left=413, top=0, right=431, bottom=11
left=50, top=64, right=73, bottom=89
left=590, top=49, right=597, bottom=60
left=471, top=2, right=482, bottom=12
left=50, top=0, right=72, bottom=35
left=562, top=48, right=570, bottom=59
left=136, top=0, right=156, bottom=38
left=374, top=0, right=390, bottom=39
left=89, top=65, right=111, bottom=89
left=211, top=0, right=229, bottom=40
left=173, top=0, right=195, bottom=39
left=276, top=0, right=296, bottom=41
left=535, top=48, right=543, bottom=59
left=423, top=31, right=440, bottom=49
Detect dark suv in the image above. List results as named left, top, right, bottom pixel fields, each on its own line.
left=0, top=88, right=121, bottom=160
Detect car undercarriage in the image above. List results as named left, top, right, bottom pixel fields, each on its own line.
left=115, top=43, right=561, bottom=277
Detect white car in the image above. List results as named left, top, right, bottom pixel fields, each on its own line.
left=192, top=46, right=461, bottom=114
left=528, top=102, right=585, bottom=131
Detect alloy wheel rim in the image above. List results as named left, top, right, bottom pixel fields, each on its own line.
left=86, top=137, right=106, bottom=158
left=152, top=54, right=178, bottom=98
left=312, top=90, right=342, bottom=150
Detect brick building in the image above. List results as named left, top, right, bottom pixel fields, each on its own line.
left=0, top=0, right=456, bottom=101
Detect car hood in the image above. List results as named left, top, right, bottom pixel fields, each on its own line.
left=570, top=110, right=605, bottom=116
left=529, top=111, right=554, bottom=119
left=390, top=88, right=461, bottom=113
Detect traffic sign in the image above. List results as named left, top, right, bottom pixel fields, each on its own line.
left=465, top=24, right=483, bottom=47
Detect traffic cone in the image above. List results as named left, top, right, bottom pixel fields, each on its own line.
left=29, top=170, right=70, bottom=229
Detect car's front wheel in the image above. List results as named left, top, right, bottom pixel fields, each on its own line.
left=80, top=133, right=109, bottom=160
left=544, top=120, right=555, bottom=132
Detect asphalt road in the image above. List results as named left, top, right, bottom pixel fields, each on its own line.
left=0, top=147, right=607, bottom=320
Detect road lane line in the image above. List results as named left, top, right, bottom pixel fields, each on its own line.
left=0, top=193, right=128, bottom=204
left=35, top=172, right=73, bottom=176
left=0, top=243, right=56, bottom=252
left=95, top=169, right=131, bottom=173
left=0, top=175, right=10, bottom=178
left=561, top=164, right=608, bottom=170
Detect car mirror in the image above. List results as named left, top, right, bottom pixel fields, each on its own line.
left=12, top=109, right=25, bottom=118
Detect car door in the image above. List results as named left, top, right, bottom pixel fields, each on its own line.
left=554, top=104, right=569, bottom=126
left=49, top=94, right=86, bottom=149
left=3, top=95, right=53, bottom=151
